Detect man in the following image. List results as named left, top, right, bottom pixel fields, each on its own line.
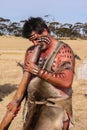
left=7, top=17, right=75, bottom=130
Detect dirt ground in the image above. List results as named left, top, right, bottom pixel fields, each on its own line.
left=0, top=36, right=87, bottom=130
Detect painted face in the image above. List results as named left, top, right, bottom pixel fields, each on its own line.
left=29, top=30, right=51, bottom=50
left=29, top=31, right=51, bottom=47
left=29, top=33, right=40, bottom=45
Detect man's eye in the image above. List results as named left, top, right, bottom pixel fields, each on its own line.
left=34, top=38, right=38, bottom=41
left=29, top=38, right=38, bottom=41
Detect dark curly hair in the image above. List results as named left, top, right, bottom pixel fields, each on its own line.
left=22, top=17, right=50, bottom=38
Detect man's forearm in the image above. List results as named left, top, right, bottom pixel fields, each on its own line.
left=38, top=69, right=73, bottom=88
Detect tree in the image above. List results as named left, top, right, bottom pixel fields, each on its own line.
left=82, top=23, right=87, bottom=37
left=73, top=22, right=83, bottom=37
left=0, top=17, right=11, bottom=35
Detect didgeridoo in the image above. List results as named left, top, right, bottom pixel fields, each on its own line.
left=0, top=43, right=44, bottom=130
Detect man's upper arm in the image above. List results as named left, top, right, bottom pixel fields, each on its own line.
left=52, top=43, right=75, bottom=73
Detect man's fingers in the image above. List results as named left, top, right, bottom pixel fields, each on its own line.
left=37, top=36, right=50, bottom=44
left=24, top=64, right=40, bottom=75
left=25, top=61, right=39, bottom=69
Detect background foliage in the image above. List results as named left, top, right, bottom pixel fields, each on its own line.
left=0, top=16, right=87, bottom=39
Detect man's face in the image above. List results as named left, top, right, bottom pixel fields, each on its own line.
left=28, top=31, right=42, bottom=46
left=28, top=31, right=51, bottom=49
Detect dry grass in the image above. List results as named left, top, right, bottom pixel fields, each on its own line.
left=0, top=36, right=87, bottom=130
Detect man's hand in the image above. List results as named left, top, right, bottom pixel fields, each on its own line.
left=7, top=100, right=21, bottom=117
left=37, top=36, right=51, bottom=45
left=24, top=61, right=41, bottom=75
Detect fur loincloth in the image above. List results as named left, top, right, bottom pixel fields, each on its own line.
left=23, top=77, right=73, bottom=130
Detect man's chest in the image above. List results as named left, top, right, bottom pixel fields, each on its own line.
left=38, top=52, right=60, bottom=72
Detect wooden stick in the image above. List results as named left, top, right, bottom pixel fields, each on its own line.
left=0, top=44, right=43, bottom=130
left=0, top=111, right=14, bottom=130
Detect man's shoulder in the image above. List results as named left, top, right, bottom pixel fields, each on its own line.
left=59, top=41, right=74, bottom=52
left=26, top=45, right=35, bottom=52
left=25, top=45, right=35, bottom=56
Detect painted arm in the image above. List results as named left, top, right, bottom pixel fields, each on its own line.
left=38, top=68, right=74, bottom=88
